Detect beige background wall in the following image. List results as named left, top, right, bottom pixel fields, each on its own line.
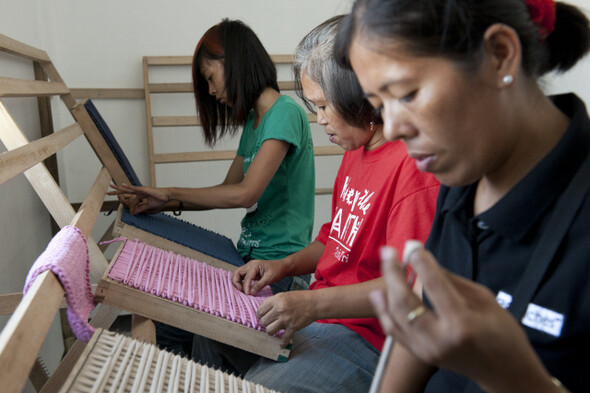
left=1, top=1, right=589, bottom=391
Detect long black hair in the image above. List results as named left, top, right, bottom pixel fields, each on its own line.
left=193, top=19, right=279, bottom=145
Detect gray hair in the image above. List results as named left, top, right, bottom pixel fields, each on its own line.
left=294, top=15, right=381, bottom=128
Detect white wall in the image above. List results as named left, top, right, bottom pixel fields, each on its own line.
left=1, top=1, right=589, bottom=391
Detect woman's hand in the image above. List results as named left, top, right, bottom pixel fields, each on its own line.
left=257, top=290, right=317, bottom=347
left=232, top=259, right=288, bottom=295
left=370, top=244, right=558, bottom=393
left=108, top=183, right=170, bottom=215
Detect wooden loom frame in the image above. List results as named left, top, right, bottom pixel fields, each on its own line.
left=0, top=33, right=290, bottom=392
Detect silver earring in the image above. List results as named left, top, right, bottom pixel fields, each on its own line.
left=369, top=122, right=375, bottom=132
left=502, top=75, right=514, bottom=85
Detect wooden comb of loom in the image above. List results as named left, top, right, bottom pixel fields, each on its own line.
left=59, top=328, right=279, bottom=393
left=95, top=239, right=291, bottom=362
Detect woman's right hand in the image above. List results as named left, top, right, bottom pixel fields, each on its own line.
left=232, top=259, right=288, bottom=295
left=108, top=183, right=170, bottom=215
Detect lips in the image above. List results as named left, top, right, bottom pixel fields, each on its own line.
left=409, top=152, right=436, bottom=172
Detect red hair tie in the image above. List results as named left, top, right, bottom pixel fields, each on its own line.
left=524, top=0, right=556, bottom=39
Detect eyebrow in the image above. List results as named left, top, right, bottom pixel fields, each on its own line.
left=364, top=77, right=413, bottom=100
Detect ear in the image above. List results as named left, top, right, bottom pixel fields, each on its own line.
left=482, top=23, right=522, bottom=89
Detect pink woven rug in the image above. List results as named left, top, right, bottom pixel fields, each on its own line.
left=23, top=225, right=96, bottom=342
left=107, top=239, right=276, bottom=333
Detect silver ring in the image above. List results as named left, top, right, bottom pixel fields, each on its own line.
left=406, top=304, right=427, bottom=324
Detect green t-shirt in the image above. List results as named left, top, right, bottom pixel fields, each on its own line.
left=236, top=95, right=315, bottom=260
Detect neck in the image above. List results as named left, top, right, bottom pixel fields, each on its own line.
left=253, top=87, right=280, bottom=128
left=364, top=124, right=387, bottom=151
left=474, top=91, right=570, bottom=215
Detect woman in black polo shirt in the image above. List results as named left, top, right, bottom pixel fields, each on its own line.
left=335, top=0, right=590, bottom=392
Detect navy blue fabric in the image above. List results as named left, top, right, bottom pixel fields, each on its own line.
left=121, top=209, right=244, bottom=266
left=84, top=99, right=142, bottom=186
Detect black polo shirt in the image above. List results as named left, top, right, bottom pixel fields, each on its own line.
left=424, top=94, right=590, bottom=393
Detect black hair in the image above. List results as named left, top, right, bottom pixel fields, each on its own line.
left=294, top=15, right=381, bottom=129
left=193, top=19, right=280, bottom=145
left=335, top=0, right=590, bottom=77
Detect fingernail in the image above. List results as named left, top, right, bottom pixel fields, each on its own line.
left=380, top=246, right=397, bottom=261
left=369, top=289, right=384, bottom=309
left=403, top=240, right=422, bottom=266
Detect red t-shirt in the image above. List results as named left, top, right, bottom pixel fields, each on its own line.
left=310, top=140, right=439, bottom=350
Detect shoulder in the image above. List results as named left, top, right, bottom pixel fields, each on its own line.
left=267, top=95, right=307, bottom=118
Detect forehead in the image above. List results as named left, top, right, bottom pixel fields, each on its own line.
left=300, top=74, right=326, bottom=102
left=199, top=58, right=223, bottom=74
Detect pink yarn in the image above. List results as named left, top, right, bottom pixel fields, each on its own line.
left=23, top=225, right=96, bottom=343
left=107, top=239, right=277, bottom=334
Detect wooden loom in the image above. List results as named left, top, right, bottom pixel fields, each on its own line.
left=0, top=33, right=287, bottom=393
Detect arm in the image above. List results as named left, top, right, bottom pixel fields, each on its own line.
left=378, top=344, right=435, bottom=393
left=232, top=240, right=325, bottom=295
left=258, top=276, right=386, bottom=346
left=108, top=139, right=290, bottom=214
left=369, top=243, right=564, bottom=393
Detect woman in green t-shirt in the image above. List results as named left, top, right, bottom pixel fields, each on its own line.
left=109, top=19, right=315, bottom=357
left=109, top=19, right=315, bottom=293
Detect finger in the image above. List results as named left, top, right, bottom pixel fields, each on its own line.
left=264, top=319, right=283, bottom=337
left=407, top=247, right=467, bottom=317
left=380, top=246, right=412, bottom=316
left=243, top=265, right=262, bottom=295
left=249, top=266, right=271, bottom=295
left=231, top=268, right=246, bottom=292
left=278, top=328, right=293, bottom=347
left=369, top=289, right=395, bottom=334
left=257, top=297, right=273, bottom=320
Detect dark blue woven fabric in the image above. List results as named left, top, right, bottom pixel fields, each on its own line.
left=121, top=209, right=244, bottom=266
left=84, top=99, right=142, bottom=186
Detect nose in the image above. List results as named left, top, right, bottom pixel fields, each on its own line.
left=316, top=109, right=328, bottom=126
left=382, top=102, right=414, bottom=141
left=208, top=82, right=216, bottom=96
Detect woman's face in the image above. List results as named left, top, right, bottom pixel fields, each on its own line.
left=349, top=36, right=510, bottom=186
left=301, top=74, right=375, bottom=151
left=200, top=58, right=228, bottom=106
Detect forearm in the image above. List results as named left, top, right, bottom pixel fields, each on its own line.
left=379, top=344, right=435, bottom=393
left=168, top=184, right=254, bottom=210
left=281, top=240, right=325, bottom=276
left=310, top=277, right=386, bottom=319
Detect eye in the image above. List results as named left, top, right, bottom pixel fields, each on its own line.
left=400, top=90, right=417, bottom=103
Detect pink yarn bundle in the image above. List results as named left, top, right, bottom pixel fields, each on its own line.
left=23, top=225, right=96, bottom=342
left=107, top=239, right=277, bottom=333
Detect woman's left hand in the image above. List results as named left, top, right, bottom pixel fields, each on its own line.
left=370, top=245, right=558, bottom=393
left=257, top=291, right=317, bottom=347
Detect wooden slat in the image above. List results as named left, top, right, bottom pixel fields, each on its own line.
left=95, top=276, right=290, bottom=361
left=71, top=167, right=111, bottom=238
left=144, top=55, right=192, bottom=66
left=144, top=57, right=157, bottom=186
left=0, top=33, right=51, bottom=63
left=0, top=102, right=108, bottom=281
left=152, top=112, right=317, bottom=128
left=39, top=61, right=77, bottom=109
left=70, top=87, right=144, bottom=100
left=0, top=77, right=69, bottom=97
left=149, top=82, right=192, bottom=93
left=153, top=145, right=342, bottom=164
left=148, top=80, right=294, bottom=94
left=0, top=293, right=24, bottom=316
left=71, top=102, right=132, bottom=186
left=0, top=123, right=83, bottom=187
left=0, top=271, right=64, bottom=393
left=144, top=54, right=293, bottom=66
